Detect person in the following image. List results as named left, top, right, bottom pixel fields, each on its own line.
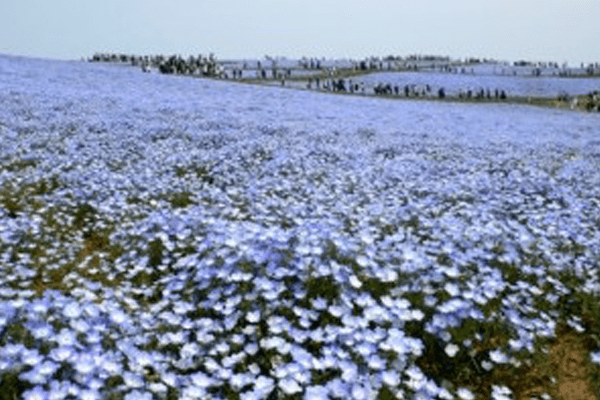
left=438, top=87, right=445, bottom=98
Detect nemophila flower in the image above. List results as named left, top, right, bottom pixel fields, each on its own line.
left=22, top=386, right=48, bottom=400
left=351, top=382, right=372, bottom=400
left=22, top=348, right=44, bottom=366
left=123, top=371, right=145, bottom=389
left=311, top=297, right=328, bottom=310
left=109, top=308, right=128, bottom=325
left=410, top=309, right=425, bottom=322
left=1, top=343, right=26, bottom=358
left=376, top=267, right=399, bottom=282
left=255, top=375, right=275, bottom=394
left=326, top=378, right=350, bottom=398
left=441, top=265, right=460, bottom=278
left=161, top=371, right=179, bottom=388
left=79, top=389, right=101, bottom=400
left=49, top=346, right=74, bottom=363
left=101, top=358, right=122, bottom=376
left=180, top=342, right=200, bottom=359
left=444, top=282, right=460, bottom=297
left=339, top=360, right=358, bottom=382
left=279, top=377, right=302, bottom=395
left=246, top=310, right=261, bottom=323
left=62, top=302, right=81, bottom=319
left=405, top=365, right=427, bottom=391
left=47, top=380, right=71, bottom=400
left=20, top=366, right=49, bottom=385
left=205, top=357, right=221, bottom=373
left=244, top=342, right=258, bottom=356
left=304, top=385, right=329, bottom=400
left=356, top=342, right=376, bottom=357
left=457, top=387, right=475, bottom=400
left=29, top=322, right=53, bottom=340
left=481, top=360, right=494, bottom=371
left=445, top=343, right=460, bottom=357
left=230, top=372, right=253, bottom=390
left=70, top=318, right=90, bottom=333
left=382, top=370, right=400, bottom=386
left=248, top=363, right=261, bottom=376
left=424, top=295, right=437, bottom=307
left=85, top=329, right=103, bottom=345
left=74, top=353, right=97, bottom=375
left=489, top=349, right=509, bottom=364
left=190, top=371, right=215, bottom=388
left=491, top=385, right=513, bottom=400
left=438, top=386, right=454, bottom=400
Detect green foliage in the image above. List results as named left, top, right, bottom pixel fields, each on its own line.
left=175, top=163, right=214, bottom=184
left=168, top=192, right=195, bottom=208
left=3, top=158, right=38, bottom=172
left=72, top=203, right=97, bottom=229
left=147, top=238, right=164, bottom=267
left=305, top=275, right=340, bottom=301
left=360, top=276, right=396, bottom=299
left=0, top=371, right=31, bottom=400
left=377, top=386, right=399, bottom=400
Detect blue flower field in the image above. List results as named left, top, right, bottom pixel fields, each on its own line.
left=1, top=54, right=600, bottom=399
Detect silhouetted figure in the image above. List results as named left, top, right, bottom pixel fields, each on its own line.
left=438, top=88, right=445, bottom=98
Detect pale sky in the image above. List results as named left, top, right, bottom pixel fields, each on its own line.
left=1, top=0, right=599, bottom=64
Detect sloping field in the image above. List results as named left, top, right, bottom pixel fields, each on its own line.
left=1, top=54, right=600, bottom=399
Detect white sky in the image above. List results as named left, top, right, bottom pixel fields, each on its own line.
left=1, top=0, right=599, bottom=64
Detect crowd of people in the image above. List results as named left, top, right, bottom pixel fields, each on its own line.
left=301, top=77, right=509, bottom=101
left=89, top=52, right=224, bottom=77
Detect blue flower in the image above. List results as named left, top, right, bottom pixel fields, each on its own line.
left=62, top=302, right=81, bottom=319
left=304, top=385, right=329, bottom=400
left=22, top=386, right=48, bottom=400
left=49, top=346, right=74, bottom=363
left=124, top=390, right=153, bottom=400
left=279, top=377, right=302, bottom=395
left=457, top=387, right=475, bottom=400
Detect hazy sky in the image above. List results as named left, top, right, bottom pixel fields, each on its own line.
left=1, top=0, right=598, bottom=63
